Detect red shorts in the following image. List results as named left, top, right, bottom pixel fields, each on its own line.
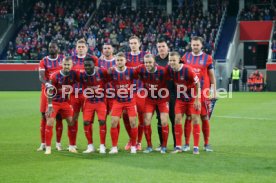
left=83, top=101, right=107, bottom=122
left=134, top=92, right=145, bottom=113
left=111, top=100, right=137, bottom=117
left=48, top=101, right=73, bottom=119
left=70, top=93, right=85, bottom=114
left=201, top=99, right=210, bottom=116
left=175, top=100, right=200, bottom=115
left=40, top=88, right=47, bottom=113
left=106, top=98, right=114, bottom=115
left=144, top=99, right=169, bottom=113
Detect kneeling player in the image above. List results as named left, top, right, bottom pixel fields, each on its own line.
left=136, top=54, right=170, bottom=153
left=80, top=57, right=108, bottom=154
left=168, top=52, right=201, bottom=154
left=45, top=57, right=78, bottom=155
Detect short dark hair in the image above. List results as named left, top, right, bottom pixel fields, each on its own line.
left=129, top=35, right=140, bottom=43
left=191, top=36, right=204, bottom=44
left=169, top=51, right=180, bottom=58
left=157, top=38, right=167, bottom=44
left=116, top=52, right=126, bottom=58
left=63, top=56, right=73, bottom=62
left=144, top=53, right=155, bottom=61
left=77, top=38, right=87, bottom=45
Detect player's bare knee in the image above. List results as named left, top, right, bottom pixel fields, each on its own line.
left=175, top=115, right=182, bottom=124
left=47, top=118, right=55, bottom=126
left=129, top=118, right=136, bottom=128
left=192, top=115, right=200, bottom=124
left=99, top=120, right=105, bottom=126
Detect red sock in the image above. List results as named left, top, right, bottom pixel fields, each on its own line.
left=110, top=127, right=118, bottom=147
left=74, top=120, right=78, bottom=143
left=162, top=125, right=169, bottom=147
left=144, top=125, right=152, bottom=147
left=137, top=113, right=144, bottom=143
left=68, top=125, right=77, bottom=146
left=184, top=118, right=192, bottom=145
left=202, top=119, right=210, bottom=145
left=174, top=124, right=183, bottom=147
left=40, top=118, right=46, bottom=143
left=193, top=124, right=201, bottom=147
left=131, top=127, right=138, bottom=146
left=45, top=125, right=53, bottom=146
left=55, top=119, right=63, bottom=143
left=84, top=124, right=93, bottom=144
left=99, top=124, right=106, bottom=145
left=117, top=121, right=120, bottom=137
left=123, top=113, right=131, bottom=138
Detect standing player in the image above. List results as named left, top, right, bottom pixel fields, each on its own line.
left=45, top=57, right=78, bottom=155
left=108, top=52, right=138, bottom=154
left=37, top=41, right=64, bottom=151
left=136, top=54, right=170, bottom=154
left=168, top=51, right=202, bottom=154
left=98, top=43, right=120, bottom=135
left=154, top=38, right=176, bottom=150
left=79, top=57, right=108, bottom=154
left=123, top=35, right=147, bottom=151
left=181, top=36, right=216, bottom=152
left=71, top=39, right=98, bottom=148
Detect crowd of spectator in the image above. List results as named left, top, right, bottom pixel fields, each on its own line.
left=5, top=0, right=225, bottom=61
left=239, top=4, right=276, bottom=21
left=0, top=0, right=12, bottom=17
left=6, top=0, right=95, bottom=61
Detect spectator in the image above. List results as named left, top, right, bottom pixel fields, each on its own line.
left=271, top=40, right=276, bottom=60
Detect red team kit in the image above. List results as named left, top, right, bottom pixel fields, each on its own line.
left=38, top=41, right=215, bottom=155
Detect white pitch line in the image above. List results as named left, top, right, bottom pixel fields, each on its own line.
left=214, top=115, right=276, bottom=121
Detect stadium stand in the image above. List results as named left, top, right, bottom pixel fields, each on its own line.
left=239, top=3, right=276, bottom=21
left=4, top=0, right=225, bottom=60
left=0, top=0, right=12, bottom=17
left=6, top=0, right=95, bottom=61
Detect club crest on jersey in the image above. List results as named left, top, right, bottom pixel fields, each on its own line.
left=199, top=60, right=204, bottom=65
left=96, top=75, right=101, bottom=81
left=187, top=59, right=191, bottom=64
left=125, top=75, right=130, bottom=80
left=180, top=76, right=185, bottom=80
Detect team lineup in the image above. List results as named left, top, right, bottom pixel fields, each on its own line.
left=37, top=35, right=217, bottom=155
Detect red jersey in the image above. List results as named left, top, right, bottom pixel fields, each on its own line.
left=71, top=54, right=98, bottom=94
left=108, top=67, right=138, bottom=102
left=49, top=70, right=78, bottom=102
left=181, top=52, right=213, bottom=91
left=39, top=55, right=64, bottom=82
left=98, top=57, right=116, bottom=68
left=168, top=64, right=199, bottom=103
left=78, top=67, right=108, bottom=103
left=98, top=57, right=116, bottom=89
left=136, top=65, right=169, bottom=101
left=125, top=51, right=148, bottom=92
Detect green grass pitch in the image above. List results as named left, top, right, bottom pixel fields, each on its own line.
left=0, top=92, right=276, bottom=183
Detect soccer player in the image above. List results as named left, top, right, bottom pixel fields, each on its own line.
left=37, top=41, right=64, bottom=151
left=136, top=54, right=170, bottom=154
left=98, top=43, right=120, bottom=134
left=45, top=57, right=78, bottom=155
left=123, top=35, right=147, bottom=151
left=71, top=38, right=98, bottom=148
left=181, top=36, right=216, bottom=152
left=168, top=51, right=202, bottom=154
left=108, top=52, right=138, bottom=154
left=79, top=57, right=108, bottom=154
left=155, top=38, right=176, bottom=150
